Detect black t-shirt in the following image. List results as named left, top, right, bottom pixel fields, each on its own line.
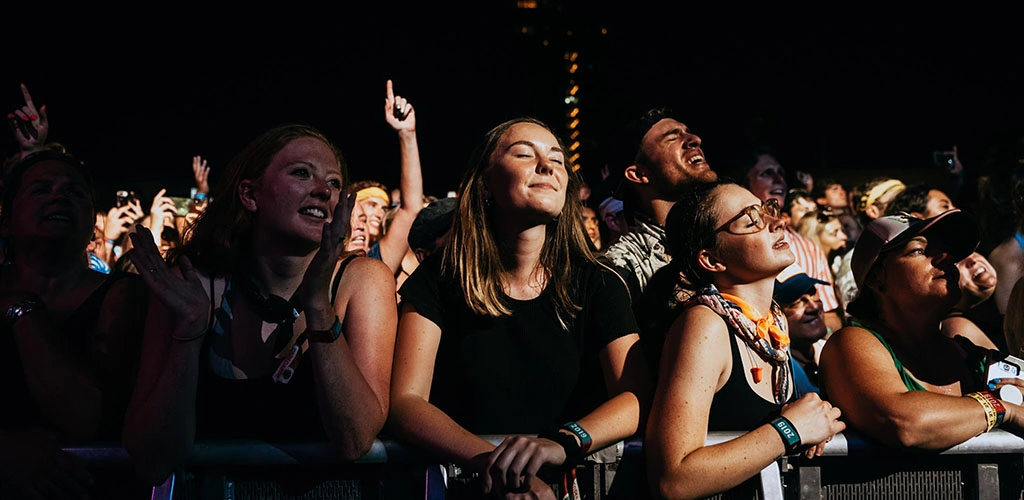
left=398, top=253, right=638, bottom=434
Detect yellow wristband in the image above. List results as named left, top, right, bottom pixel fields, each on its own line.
left=966, top=392, right=998, bottom=432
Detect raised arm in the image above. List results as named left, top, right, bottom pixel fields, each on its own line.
left=376, top=79, right=423, bottom=275
left=6, top=83, right=49, bottom=159
left=121, top=226, right=211, bottom=485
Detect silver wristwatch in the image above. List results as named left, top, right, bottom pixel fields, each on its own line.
left=4, top=296, right=45, bottom=330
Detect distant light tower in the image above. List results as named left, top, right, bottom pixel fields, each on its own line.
left=564, top=53, right=582, bottom=171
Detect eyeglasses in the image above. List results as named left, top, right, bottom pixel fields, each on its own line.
left=715, top=198, right=782, bottom=235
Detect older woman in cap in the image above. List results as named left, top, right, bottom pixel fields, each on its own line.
left=819, top=209, right=1024, bottom=450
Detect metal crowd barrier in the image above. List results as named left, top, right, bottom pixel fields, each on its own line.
left=61, top=430, right=1024, bottom=499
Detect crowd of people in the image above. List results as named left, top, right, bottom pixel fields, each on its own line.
left=4, top=79, right=1024, bottom=500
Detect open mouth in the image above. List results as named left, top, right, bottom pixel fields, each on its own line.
left=42, top=213, right=74, bottom=223
left=299, top=207, right=327, bottom=219
left=686, top=151, right=706, bottom=167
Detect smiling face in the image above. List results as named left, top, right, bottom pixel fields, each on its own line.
left=245, top=136, right=343, bottom=244
left=782, top=291, right=827, bottom=347
left=746, top=154, right=787, bottom=205
left=708, top=183, right=795, bottom=283
left=637, top=118, right=717, bottom=198
left=956, top=251, right=998, bottom=308
left=3, top=159, right=96, bottom=250
left=485, top=121, right=568, bottom=224
left=359, top=195, right=389, bottom=242
left=345, top=201, right=370, bottom=253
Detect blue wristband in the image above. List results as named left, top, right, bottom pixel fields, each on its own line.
left=771, top=417, right=801, bottom=453
left=561, top=421, right=592, bottom=454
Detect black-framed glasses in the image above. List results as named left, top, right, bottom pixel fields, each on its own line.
left=715, top=198, right=782, bottom=235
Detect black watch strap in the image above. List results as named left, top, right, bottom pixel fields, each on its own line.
left=5, top=296, right=46, bottom=330
left=307, top=315, right=342, bottom=343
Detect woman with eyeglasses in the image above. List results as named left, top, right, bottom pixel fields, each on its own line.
left=645, top=179, right=844, bottom=499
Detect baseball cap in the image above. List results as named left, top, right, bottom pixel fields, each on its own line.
left=847, top=209, right=979, bottom=315
left=408, top=197, right=458, bottom=252
left=774, top=263, right=830, bottom=306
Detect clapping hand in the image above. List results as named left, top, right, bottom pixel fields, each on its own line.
left=6, top=83, right=49, bottom=154
left=128, top=225, right=210, bottom=340
left=298, top=189, right=355, bottom=329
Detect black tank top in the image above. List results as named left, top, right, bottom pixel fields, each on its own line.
left=707, top=323, right=786, bottom=431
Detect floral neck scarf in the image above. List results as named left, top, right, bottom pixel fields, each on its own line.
left=689, top=284, right=792, bottom=404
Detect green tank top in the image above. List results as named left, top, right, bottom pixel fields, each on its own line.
left=852, top=321, right=989, bottom=392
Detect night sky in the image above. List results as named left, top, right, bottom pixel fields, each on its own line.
left=4, top=8, right=1023, bottom=209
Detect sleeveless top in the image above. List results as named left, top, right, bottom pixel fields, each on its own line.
left=194, top=255, right=357, bottom=442
left=707, top=324, right=788, bottom=431
left=0, top=271, right=142, bottom=440
left=856, top=321, right=989, bottom=392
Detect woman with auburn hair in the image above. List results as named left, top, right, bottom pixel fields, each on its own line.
left=388, top=117, right=651, bottom=499
left=122, top=123, right=397, bottom=485
left=645, top=179, right=844, bottom=500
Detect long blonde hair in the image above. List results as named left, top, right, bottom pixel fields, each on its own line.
left=441, top=117, right=597, bottom=328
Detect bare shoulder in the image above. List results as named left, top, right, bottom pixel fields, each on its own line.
left=665, top=304, right=731, bottom=351
left=336, top=256, right=396, bottom=298
left=341, top=256, right=393, bottom=282
left=820, top=324, right=884, bottom=363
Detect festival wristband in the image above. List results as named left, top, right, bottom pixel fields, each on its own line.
left=770, top=416, right=801, bottom=453
left=561, top=421, right=593, bottom=454
left=967, top=391, right=1006, bottom=431
left=537, top=428, right=584, bottom=470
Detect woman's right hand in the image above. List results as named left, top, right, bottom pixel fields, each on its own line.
left=779, top=392, right=845, bottom=458
left=128, top=225, right=209, bottom=339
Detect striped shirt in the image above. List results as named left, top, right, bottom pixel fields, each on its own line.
left=785, top=228, right=839, bottom=311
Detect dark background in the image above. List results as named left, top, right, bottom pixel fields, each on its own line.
left=4, top=7, right=1023, bottom=210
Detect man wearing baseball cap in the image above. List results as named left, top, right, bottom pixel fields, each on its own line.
left=774, top=264, right=831, bottom=396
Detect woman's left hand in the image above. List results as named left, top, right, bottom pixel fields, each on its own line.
left=298, top=189, right=355, bottom=328
left=482, top=435, right=565, bottom=496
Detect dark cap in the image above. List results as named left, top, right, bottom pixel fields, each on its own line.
left=846, top=209, right=979, bottom=316
left=774, top=264, right=830, bottom=305
left=408, top=197, right=458, bottom=252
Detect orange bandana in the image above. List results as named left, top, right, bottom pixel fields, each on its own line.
left=720, top=292, right=790, bottom=350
